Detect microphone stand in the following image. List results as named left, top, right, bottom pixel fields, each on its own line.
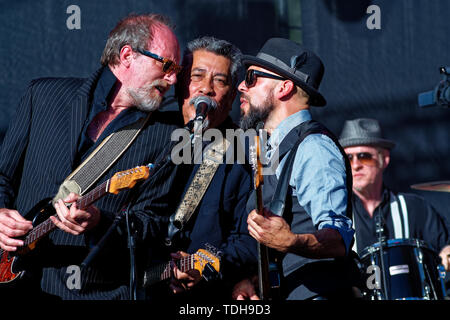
left=124, top=201, right=137, bottom=300
left=80, top=119, right=200, bottom=300
left=375, top=207, right=389, bottom=299
left=81, top=171, right=151, bottom=300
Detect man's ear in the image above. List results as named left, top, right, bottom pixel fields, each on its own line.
left=379, top=149, right=390, bottom=169
left=119, top=45, right=135, bottom=68
left=275, top=80, right=296, bottom=100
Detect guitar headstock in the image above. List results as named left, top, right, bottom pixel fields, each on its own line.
left=108, top=166, right=150, bottom=194
left=193, top=248, right=221, bottom=277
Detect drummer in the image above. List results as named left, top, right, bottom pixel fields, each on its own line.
left=338, top=118, right=450, bottom=271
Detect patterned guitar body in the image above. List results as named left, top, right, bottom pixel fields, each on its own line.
left=0, top=165, right=150, bottom=286
left=0, top=198, right=54, bottom=284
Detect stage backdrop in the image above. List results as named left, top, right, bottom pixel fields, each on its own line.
left=0, top=0, right=449, bottom=219
left=300, top=0, right=450, bottom=220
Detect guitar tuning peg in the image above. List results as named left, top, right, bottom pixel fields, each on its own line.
left=204, top=243, right=222, bottom=259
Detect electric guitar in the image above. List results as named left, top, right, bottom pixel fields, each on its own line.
left=250, top=128, right=271, bottom=300
left=142, top=245, right=221, bottom=288
left=0, top=165, right=150, bottom=284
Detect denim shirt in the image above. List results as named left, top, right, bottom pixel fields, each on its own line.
left=267, top=109, right=354, bottom=253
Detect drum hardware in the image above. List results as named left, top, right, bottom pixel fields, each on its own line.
left=437, top=264, right=447, bottom=296
left=423, top=263, right=437, bottom=299
left=375, top=208, right=389, bottom=299
left=360, top=238, right=447, bottom=300
left=413, top=243, right=429, bottom=299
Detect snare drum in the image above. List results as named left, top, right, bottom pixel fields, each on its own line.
left=360, top=238, right=447, bottom=300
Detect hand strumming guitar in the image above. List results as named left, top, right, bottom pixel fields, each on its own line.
left=0, top=208, right=33, bottom=251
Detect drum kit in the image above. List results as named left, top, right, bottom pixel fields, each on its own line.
left=359, top=180, right=450, bottom=300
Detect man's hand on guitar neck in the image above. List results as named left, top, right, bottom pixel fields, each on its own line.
left=169, top=251, right=202, bottom=294
left=50, top=192, right=101, bottom=235
left=247, top=207, right=296, bottom=253
left=0, top=208, right=33, bottom=251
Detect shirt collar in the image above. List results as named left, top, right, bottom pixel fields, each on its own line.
left=92, top=67, right=118, bottom=112
left=268, top=109, right=312, bottom=150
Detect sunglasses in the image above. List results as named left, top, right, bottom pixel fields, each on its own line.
left=346, top=152, right=379, bottom=166
left=137, top=48, right=182, bottom=74
left=245, top=69, right=286, bottom=87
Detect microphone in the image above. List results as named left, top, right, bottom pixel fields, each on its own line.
left=191, top=96, right=218, bottom=147
left=192, top=96, right=217, bottom=122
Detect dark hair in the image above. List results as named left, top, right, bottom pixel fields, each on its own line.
left=100, top=13, right=174, bottom=66
left=182, top=36, right=242, bottom=86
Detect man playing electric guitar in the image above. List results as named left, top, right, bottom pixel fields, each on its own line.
left=234, top=38, right=361, bottom=300
left=0, top=14, right=182, bottom=300
left=147, top=36, right=257, bottom=301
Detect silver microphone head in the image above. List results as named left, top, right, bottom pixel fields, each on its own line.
left=191, top=96, right=218, bottom=117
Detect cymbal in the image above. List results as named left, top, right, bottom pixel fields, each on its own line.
left=410, top=180, right=450, bottom=192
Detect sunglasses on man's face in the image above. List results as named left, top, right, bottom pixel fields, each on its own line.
left=137, top=48, right=182, bottom=74
left=245, top=69, right=286, bottom=88
left=346, top=152, right=379, bottom=166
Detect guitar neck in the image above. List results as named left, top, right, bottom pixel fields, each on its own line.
left=76, top=180, right=110, bottom=209
left=144, top=255, right=194, bottom=287
left=22, top=180, right=110, bottom=247
left=255, top=185, right=271, bottom=300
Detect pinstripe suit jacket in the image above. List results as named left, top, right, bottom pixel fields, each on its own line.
left=0, top=68, right=181, bottom=299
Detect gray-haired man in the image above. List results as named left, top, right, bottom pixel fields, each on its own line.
left=145, top=36, right=257, bottom=301
left=0, top=13, right=182, bottom=300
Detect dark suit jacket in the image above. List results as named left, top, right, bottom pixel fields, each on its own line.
left=161, top=118, right=257, bottom=301
left=0, top=68, right=180, bottom=299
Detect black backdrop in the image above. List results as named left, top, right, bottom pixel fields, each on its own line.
left=0, top=0, right=449, bottom=220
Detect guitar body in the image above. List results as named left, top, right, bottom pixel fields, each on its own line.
left=0, top=198, right=54, bottom=284
left=142, top=247, right=221, bottom=288
left=0, top=250, right=22, bottom=283
left=24, top=197, right=55, bottom=227
left=0, top=165, right=150, bottom=287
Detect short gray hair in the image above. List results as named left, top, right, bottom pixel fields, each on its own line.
left=182, top=36, right=242, bottom=86
left=100, top=13, right=174, bottom=66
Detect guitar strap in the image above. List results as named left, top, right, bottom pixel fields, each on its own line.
left=168, top=137, right=230, bottom=236
left=266, top=121, right=330, bottom=297
left=52, top=112, right=152, bottom=204
left=268, top=130, right=310, bottom=217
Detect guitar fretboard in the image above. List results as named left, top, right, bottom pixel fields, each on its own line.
left=144, top=255, right=195, bottom=287
left=23, top=180, right=109, bottom=247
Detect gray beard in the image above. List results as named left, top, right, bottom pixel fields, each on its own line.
left=127, top=82, right=163, bottom=112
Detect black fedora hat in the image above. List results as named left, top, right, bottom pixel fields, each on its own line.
left=242, top=37, right=326, bottom=106
left=339, top=118, right=396, bottom=150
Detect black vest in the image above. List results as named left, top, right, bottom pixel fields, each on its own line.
left=247, top=120, right=359, bottom=299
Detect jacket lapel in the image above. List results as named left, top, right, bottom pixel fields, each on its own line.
left=68, top=68, right=103, bottom=167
